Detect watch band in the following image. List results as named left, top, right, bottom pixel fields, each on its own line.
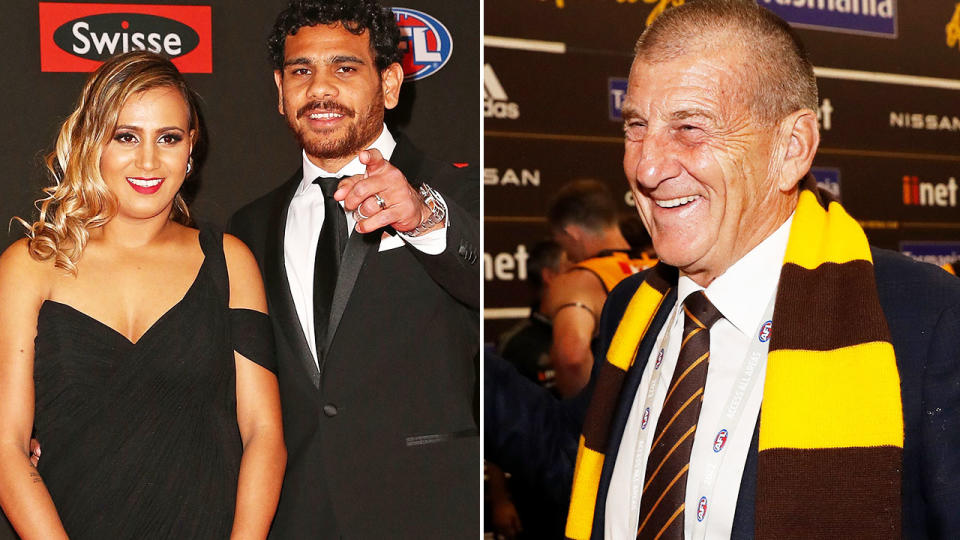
left=407, top=183, right=446, bottom=237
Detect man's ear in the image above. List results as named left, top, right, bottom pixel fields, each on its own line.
left=778, top=108, right=820, bottom=192
left=562, top=224, right=583, bottom=243
left=273, top=70, right=285, bottom=116
left=381, top=63, right=404, bottom=110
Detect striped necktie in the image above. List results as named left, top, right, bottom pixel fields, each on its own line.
left=637, top=290, right=723, bottom=539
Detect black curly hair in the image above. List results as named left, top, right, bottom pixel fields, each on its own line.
left=268, top=0, right=402, bottom=73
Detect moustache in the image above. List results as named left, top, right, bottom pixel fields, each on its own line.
left=297, top=100, right=356, bottom=119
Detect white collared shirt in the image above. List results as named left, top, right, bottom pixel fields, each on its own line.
left=605, top=215, right=793, bottom=539
left=283, top=125, right=447, bottom=366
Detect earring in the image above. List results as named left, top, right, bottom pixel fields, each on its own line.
left=186, top=157, right=193, bottom=175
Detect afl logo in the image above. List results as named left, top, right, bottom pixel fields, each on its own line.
left=697, top=496, right=708, bottom=522
left=641, top=408, right=650, bottom=430
left=393, top=8, right=452, bottom=81
left=655, top=349, right=664, bottom=369
left=758, top=320, right=773, bottom=343
left=713, top=429, right=728, bottom=453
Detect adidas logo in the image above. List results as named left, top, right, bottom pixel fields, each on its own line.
left=484, top=64, right=519, bottom=119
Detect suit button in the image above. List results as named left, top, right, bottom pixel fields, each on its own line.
left=323, top=404, right=338, bottom=417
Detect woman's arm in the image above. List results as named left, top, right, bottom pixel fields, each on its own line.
left=0, top=240, right=69, bottom=539
left=223, top=234, right=286, bottom=540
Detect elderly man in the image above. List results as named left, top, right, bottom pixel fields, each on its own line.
left=485, top=1, right=960, bottom=539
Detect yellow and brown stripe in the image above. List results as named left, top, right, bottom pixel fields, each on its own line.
left=757, top=182, right=903, bottom=538
left=565, top=177, right=902, bottom=539
left=637, top=291, right=722, bottom=540
left=565, top=265, right=673, bottom=540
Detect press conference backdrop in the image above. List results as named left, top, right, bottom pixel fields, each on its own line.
left=0, top=0, right=479, bottom=250
left=484, top=0, right=960, bottom=343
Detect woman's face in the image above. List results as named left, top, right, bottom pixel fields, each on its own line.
left=99, top=86, right=195, bottom=221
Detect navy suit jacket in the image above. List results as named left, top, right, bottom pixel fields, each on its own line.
left=486, top=247, right=960, bottom=538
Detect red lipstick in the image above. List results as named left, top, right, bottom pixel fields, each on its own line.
left=126, top=177, right=164, bottom=195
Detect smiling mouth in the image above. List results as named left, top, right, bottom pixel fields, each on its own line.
left=655, top=195, right=701, bottom=209
left=307, top=111, right=344, bottom=120
left=298, top=100, right=355, bottom=121
left=127, top=177, right=162, bottom=188
left=126, top=177, right=164, bottom=194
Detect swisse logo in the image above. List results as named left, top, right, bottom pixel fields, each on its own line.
left=55, top=14, right=198, bottom=60
left=393, top=8, right=452, bottom=81
left=39, top=3, right=212, bottom=73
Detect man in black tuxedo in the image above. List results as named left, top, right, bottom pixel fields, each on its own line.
left=228, top=1, right=479, bottom=537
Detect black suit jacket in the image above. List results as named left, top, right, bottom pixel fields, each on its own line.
left=486, top=248, right=960, bottom=538
left=230, top=135, right=480, bottom=539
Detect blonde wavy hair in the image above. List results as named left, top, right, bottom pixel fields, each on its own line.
left=18, top=50, right=202, bottom=274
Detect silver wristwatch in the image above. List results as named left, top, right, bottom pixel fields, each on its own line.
left=407, top=183, right=447, bottom=237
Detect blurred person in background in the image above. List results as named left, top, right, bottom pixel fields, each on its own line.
left=544, top=179, right=657, bottom=397
left=488, top=239, right=572, bottom=539
left=498, top=239, right=571, bottom=393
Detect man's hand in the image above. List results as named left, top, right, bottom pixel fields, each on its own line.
left=334, top=149, right=440, bottom=235
left=30, top=438, right=40, bottom=467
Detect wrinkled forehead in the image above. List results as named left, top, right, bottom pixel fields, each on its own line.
left=624, top=48, right=752, bottom=119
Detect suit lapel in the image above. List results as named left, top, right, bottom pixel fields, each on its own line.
left=592, top=287, right=677, bottom=538
left=320, top=225, right=378, bottom=373
left=318, top=135, right=427, bottom=374
left=265, top=169, right=322, bottom=388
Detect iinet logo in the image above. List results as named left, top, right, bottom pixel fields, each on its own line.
left=902, top=175, right=958, bottom=207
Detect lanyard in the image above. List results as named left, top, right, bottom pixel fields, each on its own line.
left=628, top=292, right=776, bottom=536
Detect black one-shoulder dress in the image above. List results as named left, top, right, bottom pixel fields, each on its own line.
left=31, top=225, right=274, bottom=540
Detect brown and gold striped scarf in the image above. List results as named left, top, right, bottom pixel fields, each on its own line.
left=565, top=178, right=904, bottom=539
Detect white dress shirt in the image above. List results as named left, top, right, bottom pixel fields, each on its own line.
left=284, top=125, right=448, bottom=367
left=605, top=215, right=793, bottom=539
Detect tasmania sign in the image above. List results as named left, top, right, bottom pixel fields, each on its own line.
left=39, top=3, right=212, bottom=73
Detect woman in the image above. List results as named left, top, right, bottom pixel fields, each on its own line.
left=0, top=51, right=285, bottom=539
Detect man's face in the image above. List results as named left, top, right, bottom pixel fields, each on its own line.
left=274, top=23, right=402, bottom=168
left=622, top=47, right=787, bottom=284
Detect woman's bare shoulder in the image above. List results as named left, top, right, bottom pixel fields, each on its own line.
left=0, top=238, right=55, bottom=302
left=221, top=233, right=266, bottom=312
